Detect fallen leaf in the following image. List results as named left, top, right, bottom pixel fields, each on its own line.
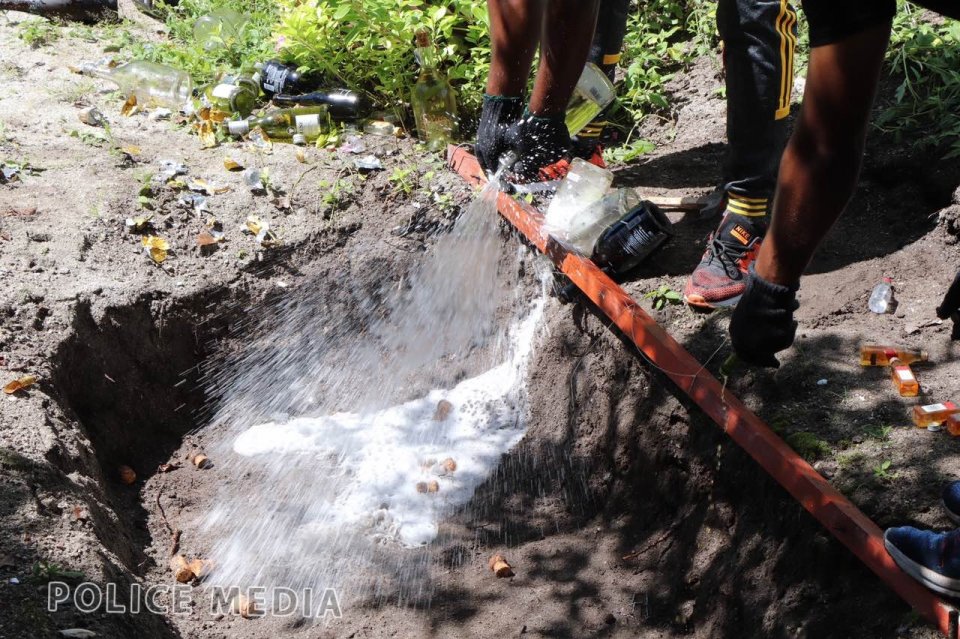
left=120, top=95, right=139, bottom=117
left=196, top=230, right=219, bottom=248
left=141, top=236, right=169, bottom=264
left=195, top=120, right=218, bottom=149
left=118, top=465, right=137, bottom=485
left=245, top=216, right=265, bottom=236
left=197, top=106, right=229, bottom=123
left=4, top=375, right=37, bottom=395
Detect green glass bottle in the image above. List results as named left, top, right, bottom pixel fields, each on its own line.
left=410, top=29, right=457, bottom=152
left=203, top=72, right=259, bottom=116
left=226, top=106, right=331, bottom=143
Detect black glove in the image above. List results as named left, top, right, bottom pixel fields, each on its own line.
left=476, top=94, right=524, bottom=176
left=503, top=110, right=572, bottom=182
left=937, top=270, right=960, bottom=339
left=729, top=266, right=800, bottom=368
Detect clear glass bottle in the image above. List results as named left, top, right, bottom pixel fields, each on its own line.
left=203, top=72, right=259, bottom=116
left=565, top=62, right=616, bottom=137
left=544, top=158, right=614, bottom=241
left=868, top=277, right=895, bottom=314
left=410, top=29, right=458, bottom=152
left=193, top=8, right=247, bottom=51
left=83, top=60, right=192, bottom=109
left=912, top=401, right=959, bottom=429
left=859, top=344, right=928, bottom=367
left=226, top=105, right=331, bottom=142
left=889, top=358, right=919, bottom=397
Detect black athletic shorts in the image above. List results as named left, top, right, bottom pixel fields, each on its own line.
left=803, top=0, right=960, bottom=47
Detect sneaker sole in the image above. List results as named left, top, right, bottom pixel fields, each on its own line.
left=683, top=292, right=742, bottom=310
left=884, top=530, right=960, bottom=598
left=943, top=498, right=960, bottom=526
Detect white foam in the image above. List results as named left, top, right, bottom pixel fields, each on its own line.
left=232, top=297, right=545, bottom=547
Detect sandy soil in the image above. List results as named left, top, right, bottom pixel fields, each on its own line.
left=2, top=10, right=960, bottom=639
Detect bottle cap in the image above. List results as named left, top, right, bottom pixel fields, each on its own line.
left=883, top=277, right=893, bottom=284
left=227, top=120, right=250, bottom=136
left=292, top=133, right=306, bottom=146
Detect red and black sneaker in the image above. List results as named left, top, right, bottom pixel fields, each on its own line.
left=683, top=213, right=766, bottom=309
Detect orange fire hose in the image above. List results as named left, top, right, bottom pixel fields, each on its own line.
left=447, top=145, right=959, bottom=637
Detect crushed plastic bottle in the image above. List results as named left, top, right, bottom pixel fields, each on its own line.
left=868, top=277, right=895, bottom=314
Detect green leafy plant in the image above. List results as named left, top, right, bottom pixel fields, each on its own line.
left=18, top=19, right=61, bottom=49
left=872, top=459, right=894, bottom=481
left=877, top=5, right=960, bottom=158
left=865, top=424, right=893, bottom=442
left=389, top=166, right=417, bottom=196
left=644, top=284, right=682, bottom=310
left=30, top=561, right=84, bottom=583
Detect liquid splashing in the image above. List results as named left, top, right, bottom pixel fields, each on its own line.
left=199, top=179, right=548, bottom=612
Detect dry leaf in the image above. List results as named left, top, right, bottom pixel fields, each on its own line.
left=118, top=465, right=137, bottom=485
left=196, top=230, right=220, bottom=249
left=4, top=375, right=37, bottom=394
left=120, top=95, right=139, bottom=117
left=245, top=216, right=264, bottom=236
left=197, top=106, right=229, bottom=123
left=488, top=554, right=514, bottom=578
left=223, top=157, right=244, bottom=171
left=195, top=120, right=218, bottom=149
left=141, top=236, right=169, bottom=264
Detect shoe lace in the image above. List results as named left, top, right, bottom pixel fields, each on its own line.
left=705, top=236, right=748, bottom=279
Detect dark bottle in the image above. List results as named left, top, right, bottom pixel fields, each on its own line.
left=255, top=60, right=316, bottom=97
left=591, top=201, right=673, bottom=276
left=272, top=89, right=369, bottom=121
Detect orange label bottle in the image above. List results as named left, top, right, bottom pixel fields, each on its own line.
left=860, top=344, right=928, bottom=367
left=912, top=401, right=959, bottom=428
left=889, top=358, right=919, bottom=397
left=946, top=414, right=960, bottom=437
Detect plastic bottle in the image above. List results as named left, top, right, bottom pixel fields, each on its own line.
left=273, top=88, right=369, bottom=121
left=912, top=401, right=959, bottom=429
left=565, top=62, right=616, bottom=137
left=203, top=72, right=259, bottom=116
left=544, top=158, right=614, bottom=241
left=193, top=8, right=246, bottom=51
left=889, top=358, right=919, bottom=397
left=868, top=277, right=895, bottom=314
left=82, top=61, right=192, bottom=109
left=226, top=105, right=331, bottom=142
left=859, top=345, right=928, bottom=367
left=410, top=29, right=458, bottom=151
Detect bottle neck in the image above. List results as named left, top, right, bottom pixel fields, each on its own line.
left=82, top=63, right=116, bottom=82
left=415, top=45, right=437, bottom=73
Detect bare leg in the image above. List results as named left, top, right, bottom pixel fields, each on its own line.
left=755, top=23, right=892, bottom=286
left=528, top=0, right=601, bottom=117
left=486, top=0, right=544, bottom=97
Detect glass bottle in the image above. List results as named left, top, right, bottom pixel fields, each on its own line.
left=226, top=105, right=331, bottom=142
left=273, top=88, right=369, bottom=121
left=946, top=414, right=960, bottom=437
left=868, top=277, right=895, bottom=314
left=912, top=401, right=959, bottom=429
left=889, top=358, right=919, bottom=397
left=193, top=8, right=246, bottom=51
left=410, top=29, right=458, bottom=152
left=859, top=345, right=928, bottom=367
left=565, top=62, right=616, bottom=136
left=203, top=72, right=259, bottom=116
left=255, top=60, right=319, bottom=96
left=82, top=60, right=192, bottom=109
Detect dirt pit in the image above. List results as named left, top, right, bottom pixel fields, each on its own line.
left=2, top=11, right=960, bottom=639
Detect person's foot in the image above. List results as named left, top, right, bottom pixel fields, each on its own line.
left=683, top=213, right=767, bottom=309
left=943, top=481, right=960, bottom=524
left=884, top=527, right=960, bottom=598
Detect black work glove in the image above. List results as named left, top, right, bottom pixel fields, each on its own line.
left=937, top=270, right=960, bottom=339
left=729, top=266, right=800, bottom=368
left=503, top=110, right=572, bottom=182
left=476, top=94, right=524, bottom=176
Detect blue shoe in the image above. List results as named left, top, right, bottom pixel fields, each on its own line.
left=943, top=481, right=960, bottom=525
left=884, top=527, right=960, bottom=598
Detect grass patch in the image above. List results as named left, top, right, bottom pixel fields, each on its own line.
left=785, top=431, right=831, bottom=461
